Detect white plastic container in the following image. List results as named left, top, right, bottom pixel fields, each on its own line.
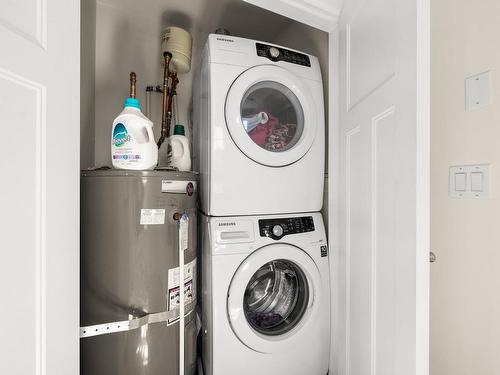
left=111, top=98, right=158, bottom=170
left=161, top=26, right=192, bottom=73
left=167, top=124, right=191, bottom=171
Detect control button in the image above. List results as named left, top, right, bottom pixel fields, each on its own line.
left=272, top=224, right=284, bottom=237
left=269, top=47, right=280, bottom=58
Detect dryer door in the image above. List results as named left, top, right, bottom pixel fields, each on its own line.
left=225, top=65, right=317, bottom=167
left=227, top=244, right=322, bottom=353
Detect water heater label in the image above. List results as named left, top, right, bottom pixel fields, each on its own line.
left=167, top=258, right=196, bottom=325
left=168, top=258, right=196, bottom=288
left=161, top=180, right=197, bottom=194
left=140, top=209, right=165, bottom=225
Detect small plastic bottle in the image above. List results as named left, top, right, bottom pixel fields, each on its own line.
left=167, top=124, right=191, bottom=171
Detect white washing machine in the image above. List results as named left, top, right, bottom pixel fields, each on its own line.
left=200, top=212, right=330, bottom=375
left=193, top=34, right=325, bottom=216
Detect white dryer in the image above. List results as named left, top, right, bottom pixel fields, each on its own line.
left=200, top=212, right=330, bottom=375
left=193, top=35, right=325, bottom=216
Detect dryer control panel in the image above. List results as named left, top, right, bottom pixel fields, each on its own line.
left=256, top=43, right=311, bottom=67
left=259, top=216, right=315, bottom=240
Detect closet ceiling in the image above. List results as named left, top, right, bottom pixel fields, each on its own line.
left=96, top=0, right=296, bottom=43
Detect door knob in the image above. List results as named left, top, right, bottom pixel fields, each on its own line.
left=430, top=251, right=436, bottom=263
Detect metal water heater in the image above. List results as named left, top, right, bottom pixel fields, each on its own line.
left=80, top=169, right=198, bottom=375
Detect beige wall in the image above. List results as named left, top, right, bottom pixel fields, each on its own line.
left=431, top=0, right=500, bottom=373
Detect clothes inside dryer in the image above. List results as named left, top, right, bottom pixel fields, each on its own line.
left=240, top=81, right=304, bottom=152
left=243, top=259, right=309, bottom=336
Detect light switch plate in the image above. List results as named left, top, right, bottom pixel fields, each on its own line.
left=449, top=164, right=490, bottom=198
left=465, top=71, right=492, bottom=111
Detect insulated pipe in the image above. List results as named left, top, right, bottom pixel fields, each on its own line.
left=158, top=52, right=173, bottom=149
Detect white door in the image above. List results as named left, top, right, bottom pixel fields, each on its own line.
left=0, top=1, right=80, bottom=374
left=331, top=0, right=429, bottom=374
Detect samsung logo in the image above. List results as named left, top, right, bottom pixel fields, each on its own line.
left=216, top=37, right=234, bottom=43
left=218, top=222, right=237, bottom=226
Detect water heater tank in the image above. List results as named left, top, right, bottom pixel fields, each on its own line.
left=161, top=26, right=192, bottom=73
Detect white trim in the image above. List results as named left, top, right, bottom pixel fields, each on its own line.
left=345, top=24, right=351, bottom=112
left=370, top=106, right=396, bottom=375
left=37, top=0, right=47, bottom=49
left=328, top=27, right=341, bottom=375
left=370, top=114, right=378, bottom=375
left=344, top=125, right=360, bottom=375
left=415, top=0, right=430, bottom=373
left=38, top=81, right=47, bottom=375
left=0, top=67, right=47, bottom=375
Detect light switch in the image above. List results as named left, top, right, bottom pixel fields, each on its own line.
left=454, top=173, right=466, bottom=191
left=449, top=164, right=490, bottom=198
left=471, top=172, right=483, bottom=191
left=465, top=71, right=492, bottom=111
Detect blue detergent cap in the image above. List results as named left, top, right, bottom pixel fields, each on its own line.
left=124, top=97, right=141, bottom=109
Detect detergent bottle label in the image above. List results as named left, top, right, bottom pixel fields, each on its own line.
left=111, top=123, right=141, bottom=162
left=112, top=123, right=131, bottom=147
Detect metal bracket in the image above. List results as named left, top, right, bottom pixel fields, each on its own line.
left=80, top=300, right=196, bottom=338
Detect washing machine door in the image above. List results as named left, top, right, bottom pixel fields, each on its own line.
left=225, top=65, right=317, bottom=167
left=227, top=244, right=322, bottom=353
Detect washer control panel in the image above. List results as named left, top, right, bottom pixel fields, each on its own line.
left=256, top=43, right=311, bottom=67
left=259, top=216, right=315, bottom=240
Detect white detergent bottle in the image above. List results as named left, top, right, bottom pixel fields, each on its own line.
left=111, top=72, right=158, bottom=170
left=167, top=124, right=191, bottom=171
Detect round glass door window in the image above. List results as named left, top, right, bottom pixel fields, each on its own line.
left=240, top=81, right=304, bottom=152
left=243, top=259, right=309, bottom=336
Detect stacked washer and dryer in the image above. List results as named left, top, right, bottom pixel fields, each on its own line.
left=194, top=34, right=330, bottom=375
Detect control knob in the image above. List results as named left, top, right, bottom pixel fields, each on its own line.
left=272, top=224, right=284, bottom=237
left=269, top=47, right=280, bottom=59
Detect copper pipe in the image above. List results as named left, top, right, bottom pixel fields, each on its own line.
left=129, top=72, right=136, bottom=99
left=166, top=72, right=179, bottom=137
left=157, top=52, right=172, bottom=149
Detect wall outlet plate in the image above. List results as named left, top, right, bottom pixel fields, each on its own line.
left=465, top=71, right=492, bottom=111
